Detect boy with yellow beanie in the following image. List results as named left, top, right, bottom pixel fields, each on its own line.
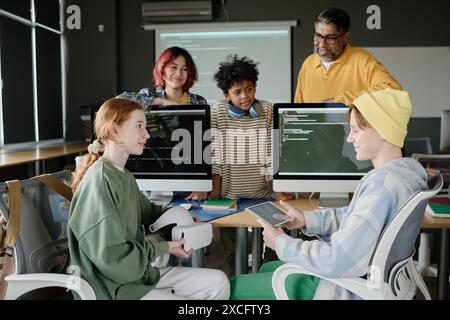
left=230, top=88, right=429, bottom=300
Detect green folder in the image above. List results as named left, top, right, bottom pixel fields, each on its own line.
left=202, top=199, right=237, bottom=209
left=429, top=203, right=450, bottom=215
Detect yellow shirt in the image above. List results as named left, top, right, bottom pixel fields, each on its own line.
left=294, top=44, right=402, bottom=105
left=179, top=92, right=189, bottom=104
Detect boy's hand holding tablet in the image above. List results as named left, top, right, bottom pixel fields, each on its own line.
left=245, top=201, right=291, bottom=227
left=248, top=200, right=307, bottom=250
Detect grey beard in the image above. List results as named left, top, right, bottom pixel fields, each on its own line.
left=314, top=46, right=337, bottom=62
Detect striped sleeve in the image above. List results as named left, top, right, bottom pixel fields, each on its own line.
left=211, top=104, right=223, bottom=176
left=303, top=206, right=348, bottom=237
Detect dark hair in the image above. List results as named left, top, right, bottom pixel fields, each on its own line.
left=213, top=55, right=259, bottom=94
left=315, top=8, right=351, bottom=33
left=153, top=46, right=198, bottom=92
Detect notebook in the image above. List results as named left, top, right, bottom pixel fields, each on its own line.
left=427, top=198, right=450, bottom=218
left=201, top=199, right=237, bottom=210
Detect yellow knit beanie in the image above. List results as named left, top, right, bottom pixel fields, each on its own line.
left=353, top=88, right=412, bottom=148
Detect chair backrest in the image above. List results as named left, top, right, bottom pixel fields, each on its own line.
left=0, top=171, right=72, bottom=276
left=404, top=137, right=433, bottom=157
left=369, top=174, right=443, bottom=284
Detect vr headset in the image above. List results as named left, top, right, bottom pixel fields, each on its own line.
left=149, top=206, right=212, bottom=251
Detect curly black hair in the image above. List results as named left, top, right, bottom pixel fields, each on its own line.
left=213, top=55, right=259, bottom=94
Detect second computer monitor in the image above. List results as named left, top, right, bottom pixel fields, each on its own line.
left=126, top=105, right=212, bottom=193
left=273, top=103, right=373, bottom=193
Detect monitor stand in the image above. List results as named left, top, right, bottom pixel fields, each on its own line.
left=143, top=191, right=174, bottom=206
left=319, top=192, right=350, bottom=208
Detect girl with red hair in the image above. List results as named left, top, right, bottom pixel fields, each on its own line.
left=118, top=47, right=207, bottom=108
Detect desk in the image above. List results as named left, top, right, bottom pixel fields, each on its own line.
left=210, top=211, right=261, bottom=275
left=212, top=199, right=450, bottom=300
left=210, top=199, right=317, bottom=276
left=421, top=212, right=450, bottom=300
left=0, top=142, right=88, bottom=175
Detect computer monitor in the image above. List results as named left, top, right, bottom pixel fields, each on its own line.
left=273, top=103, right=373, bottom=206
left=125, top=105, right=212, bottom=203
left=440, top=110, right=450, bottom=152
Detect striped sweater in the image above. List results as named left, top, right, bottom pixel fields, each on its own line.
left=275, top=158, right=428, bottom=299
left=211, top=99, right=273, bottom=199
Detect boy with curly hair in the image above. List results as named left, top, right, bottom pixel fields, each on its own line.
left=191, top=55, right=292, bottom=277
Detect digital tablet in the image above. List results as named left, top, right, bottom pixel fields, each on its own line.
left=245, top=201, right=290, bottom=227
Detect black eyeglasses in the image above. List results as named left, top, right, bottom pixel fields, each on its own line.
left=312, top=32, right=345, bottom=44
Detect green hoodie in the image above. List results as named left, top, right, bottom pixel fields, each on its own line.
left=68, top=157, right=169, bottom=299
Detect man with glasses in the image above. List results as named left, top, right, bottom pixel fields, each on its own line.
left=294, top=8, right=401, bottom=105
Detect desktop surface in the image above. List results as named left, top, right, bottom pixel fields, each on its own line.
left=0, top=141, right=88, bottom=168
left=171, top=197, right=268, bottom=223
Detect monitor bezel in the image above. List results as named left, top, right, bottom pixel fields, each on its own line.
left=128, top=104, right=212, bottom=190
left=273, top=103, right=370, bottom=192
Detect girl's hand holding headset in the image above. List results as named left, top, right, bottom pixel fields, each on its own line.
left=168, top=239, right=192, bottom=258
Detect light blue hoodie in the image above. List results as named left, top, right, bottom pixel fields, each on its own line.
left=275, top=158, right=428, bottom=299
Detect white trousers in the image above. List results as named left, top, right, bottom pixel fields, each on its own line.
left=141, top=266, right=230, bottom=300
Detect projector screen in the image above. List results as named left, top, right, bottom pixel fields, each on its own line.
left=152, top=21, right=297, bottom=105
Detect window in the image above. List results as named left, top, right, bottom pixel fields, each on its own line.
left=0, top=0, right=63, bottom=146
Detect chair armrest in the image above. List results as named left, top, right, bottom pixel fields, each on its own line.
left=411, top=153, right=450, bottom=162
left=5, top=273, right=96, bottom=300
left=272, top=263, right=383, bottom=300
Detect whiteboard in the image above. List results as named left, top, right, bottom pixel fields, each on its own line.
left=152, top=21, right=297, bottom=106
left=365, top=47, right=450, bottom=117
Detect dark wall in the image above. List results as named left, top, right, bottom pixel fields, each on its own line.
left=63, top=0, right=450, bottom=142
left=63, top=0, right=118, bottom=141
left=407, top=118, right=441, bottom=153
left=117, top=0, right=155, bottom=92
left=0, top=12, right=34, bottom=143
left=117, top=0, right=450, bottom=93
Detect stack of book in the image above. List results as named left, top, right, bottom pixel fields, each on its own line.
left=201, top=199, right=237, bottom=211
left=427, top=198, right=450, bottom=218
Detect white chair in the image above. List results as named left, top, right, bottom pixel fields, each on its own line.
left=272, top=174, right=443, bottom=300
left=1, top=171, right=96, bottom=300
left=411, top=153, right=450, bottom=285
left=1, top=171, right=187, bottom=300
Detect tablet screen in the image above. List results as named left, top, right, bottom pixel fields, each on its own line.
left=246, top=202, right=289, bottom=226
